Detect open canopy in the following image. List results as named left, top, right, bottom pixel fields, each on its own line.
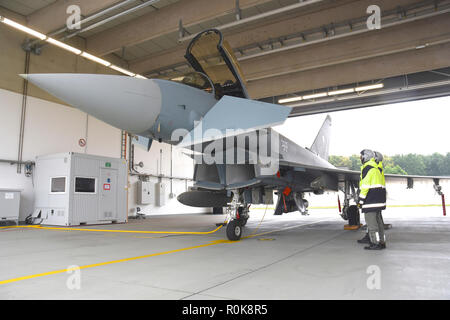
left=184, top=29, right=249, bottom=99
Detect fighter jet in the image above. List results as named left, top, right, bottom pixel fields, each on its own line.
left=24, top=29, right=448, bottom=241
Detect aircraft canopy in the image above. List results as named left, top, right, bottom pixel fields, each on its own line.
left=185, top=29, right=249, bottom=99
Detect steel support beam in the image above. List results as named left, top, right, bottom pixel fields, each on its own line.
left=86, top=0, right=274, bottom=56
left=243, top=13, right=450, bottom=81
left=129, top=0, right=433, bottom=76
left=288, top=81, right=450, bottom=116
left=247, top=42, right=450, bottom=99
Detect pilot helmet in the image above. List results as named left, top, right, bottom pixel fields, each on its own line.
left=360, top=149, right=374, bottom=164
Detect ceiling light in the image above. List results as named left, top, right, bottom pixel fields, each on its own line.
left=278, top=96, right=302, bottom=104
left=81, top=52, right=111, bottom=67
left=1, top=15, right=142, bottom=78
left=328, top=88, right=355, bottom=96
left=1, top=17, right=47, bottom=40
left=46, top=37, right=82, bottom=55
left=110, top=65, right=135, bottom=77
left=302, top=92, right=327, bottom=100
left=355, top=83, right=384, bottom=92
left=134, top=75, right=148, bottom=79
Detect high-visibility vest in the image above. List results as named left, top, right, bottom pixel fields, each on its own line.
left=378, top=161, right=386, bottom=186
left=358, top=158, right=386, bottom=212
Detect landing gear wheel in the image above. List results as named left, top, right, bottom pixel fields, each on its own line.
left=240, top=218, right=248, bottom=227
left=226, top=219, right=242, bottom=241
left=347, top=205, right=360, bottom=226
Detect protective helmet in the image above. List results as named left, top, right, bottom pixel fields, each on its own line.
left=373, top=151, right=383, bottom=164
left=360, top=149, right=374, bottom=164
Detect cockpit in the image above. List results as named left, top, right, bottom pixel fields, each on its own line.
left=181, top=29, right=250, bottom=100
left=170, top=71, right=215, bottom=95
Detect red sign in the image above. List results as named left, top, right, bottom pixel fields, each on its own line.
left=78, top=138, right=86, bottom=147
left=103, top=184, right=111, bottom=191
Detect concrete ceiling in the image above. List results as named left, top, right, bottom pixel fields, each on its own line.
left=0, top=0, right=57, bottom=16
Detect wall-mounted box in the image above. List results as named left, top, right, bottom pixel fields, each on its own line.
left=34, top=153, right=128, bottom=226
left=137, top=181, right=154, bottom=205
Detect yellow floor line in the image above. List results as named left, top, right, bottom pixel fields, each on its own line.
left=0, top=220, right=328, bottom=286
left=0, top=239, right=232, bottom=286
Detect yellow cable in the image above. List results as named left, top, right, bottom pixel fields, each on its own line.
left=248, top=204, right=269, bottom=237
left=0, top=220, right=227, bottom=235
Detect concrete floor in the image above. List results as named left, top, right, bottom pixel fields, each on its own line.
left=0, top=206, right=449, bottom=300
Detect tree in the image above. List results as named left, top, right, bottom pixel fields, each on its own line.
left=349, top=155, right=361, bottom=170
left=384, top=164, right=407, bottom=175
left=329, top=155, right=351, bottom=168
left=392, top=154, right=426, bottom=175
left=424, top=153, right=446, bottom=176
left=329, top=152, right=449, bottom=176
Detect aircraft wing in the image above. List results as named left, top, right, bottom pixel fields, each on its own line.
left=178, top=95, right=292, bottom=147
left=279, top=160, right=450, bottom=184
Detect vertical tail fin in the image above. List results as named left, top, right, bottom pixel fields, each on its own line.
left=310, top=115, right=332, bottom=161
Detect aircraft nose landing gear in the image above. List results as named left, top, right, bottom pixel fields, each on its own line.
left=225, top=192, right=250, bottom=241
left=226, top=206, right=249, bottom=241
left=226, top=219, right=242, bottom=241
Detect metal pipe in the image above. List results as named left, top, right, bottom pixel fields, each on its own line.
left=51, top=0, right=139, bottom=38
left=28, top=0, right=142, bottom=47
left=17, top=51, right=30, bottom=174
left=149, top=2, right=450, bottom=78
left=241, top=8, right=450, bottom=69
left=0, top=159, right=35, bottom=165
left=130, top=172, right=193, bottom=181
left=170, top=144, right=173, bottom=195
left=63, top=0, right=161, bottom=40
left=178, top=0, right=325, bottom=42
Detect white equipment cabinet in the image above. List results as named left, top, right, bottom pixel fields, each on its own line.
left=0, top=189, right=21, bottom=225
left=34, top=153, right=128, bottom=226
left=137, top=181, right=154, bottom=205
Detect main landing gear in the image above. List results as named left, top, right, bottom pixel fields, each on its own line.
left=340, top=180, right=361, bottom=229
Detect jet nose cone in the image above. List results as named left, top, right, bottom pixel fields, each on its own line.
left=24, top=73, right=162, bottom=134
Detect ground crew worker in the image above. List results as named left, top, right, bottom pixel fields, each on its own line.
left=358, top=150, right=387, bottom=245
left=357, top=149, right=387, bottom=250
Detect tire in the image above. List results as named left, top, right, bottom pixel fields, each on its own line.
left=240, top=218, right=248, bottom=227
left=347, top=205, right=360, bottom=226
left=226, top=219, right=242, bottom=241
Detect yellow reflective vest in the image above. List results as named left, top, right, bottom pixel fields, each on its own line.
left=358, top=158, right=386, bottom=212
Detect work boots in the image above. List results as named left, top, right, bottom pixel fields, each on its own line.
left=357, top=233, right=370, bottom=244
left=364, top=242, right=387, bottom=250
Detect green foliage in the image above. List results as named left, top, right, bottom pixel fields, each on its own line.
left=384, top=165, right=408, bottom=175
left=328, top=155, right=361, bottom=170
left=329, top=152, right=450, bottom=176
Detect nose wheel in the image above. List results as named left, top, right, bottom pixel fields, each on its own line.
left=226, top=219, right=242, bottom=241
